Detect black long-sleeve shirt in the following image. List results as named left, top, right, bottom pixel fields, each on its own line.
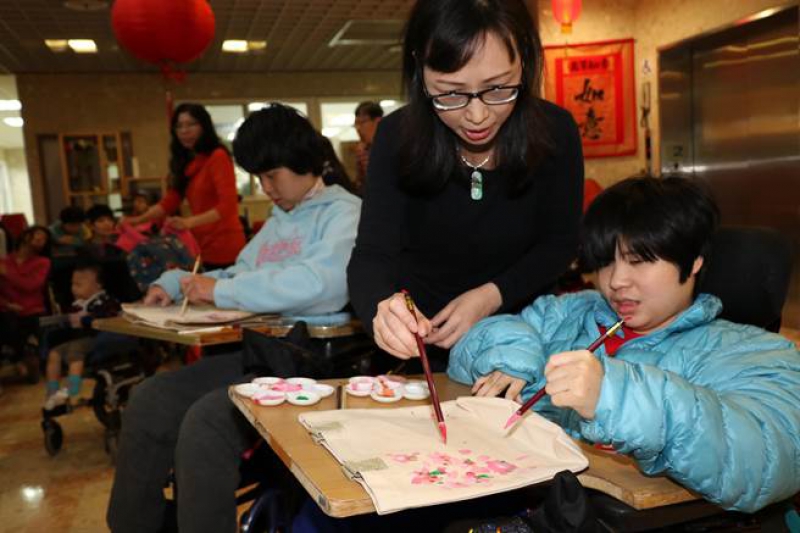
left=347, top=101, right=584, bottom=336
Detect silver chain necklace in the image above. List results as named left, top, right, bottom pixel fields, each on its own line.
left=459, top=152, right=491, bottom=200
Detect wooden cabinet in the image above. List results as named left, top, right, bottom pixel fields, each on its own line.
left=58, top=131, right=135, bottom=209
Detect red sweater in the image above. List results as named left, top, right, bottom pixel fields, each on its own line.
left=160, top=148, right=246, bottom=265
left=0, top=253, right=51, bottom=316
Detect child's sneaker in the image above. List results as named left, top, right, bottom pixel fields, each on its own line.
left=43, top=388, right=69, bottom=411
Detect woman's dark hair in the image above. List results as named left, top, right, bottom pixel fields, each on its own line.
left=169, top=103, right=225, bottom=195
left=580, top=176, right=720, bottom=283
left=18, top=225, right=52, bottom=258
left=318, top=135, right=355, bottom=193
left=399, top=0, right=551, bottom=194
left=233, top=104, right=326, bottom=177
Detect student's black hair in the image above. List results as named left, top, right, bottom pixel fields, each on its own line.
left=232, top=104, right=325, bottom=177
left=354, top=101, right=384, bottom=120
left=86, top=204, right=114, bottom=224
left=169, top=103, right=226, bottom=196
left=18, top=225, right=52, bottom=258
left=72, top=257, right=105, bottom=288
left=59, top=206, right=86, bottom=224
left=579, top=176, right=720, bottom=283
left=399, top=0, right=552, bottom=195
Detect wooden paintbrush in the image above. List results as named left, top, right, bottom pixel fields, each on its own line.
left=401, top=289, right=447, bottom=444
left=180, top=255, right=202, bottom=317
left=503, top=319, right=624, bottom=429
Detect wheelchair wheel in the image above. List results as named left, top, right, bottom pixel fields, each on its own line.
left=42, top=419, right=63, bottom=456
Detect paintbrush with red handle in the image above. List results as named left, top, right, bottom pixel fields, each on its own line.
left=401, top=289, right=447, bottom=444
left=503, top=319, right=624, bottom=429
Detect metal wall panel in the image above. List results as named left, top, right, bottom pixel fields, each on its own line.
left=660, top=7, right=800, bottom=329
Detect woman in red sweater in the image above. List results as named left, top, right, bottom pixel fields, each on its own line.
left=127, top=103, right=245, bottom=269
left=0, top=225, right=51, bottom=380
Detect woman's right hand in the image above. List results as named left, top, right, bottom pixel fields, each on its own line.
left=143, top=285, right=172, bottom=306
left=372, top=292, right=433, bottom=360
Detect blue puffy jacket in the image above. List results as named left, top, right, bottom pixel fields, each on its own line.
left=448, top=291, right=800, bottom=512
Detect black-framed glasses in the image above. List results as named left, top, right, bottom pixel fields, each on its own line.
left=424, top=84, right=523, bottom=111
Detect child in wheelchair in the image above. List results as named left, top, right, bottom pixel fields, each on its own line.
left=43, top=259, right=122, bottom=410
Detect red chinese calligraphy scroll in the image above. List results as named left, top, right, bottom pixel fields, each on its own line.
left=543, top=39, right=636, bottom=158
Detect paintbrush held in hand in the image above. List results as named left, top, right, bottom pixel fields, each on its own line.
left=401, top=289, right=447, bottom=444
left=503, top=320, right=624, bottom=430
left=180, top=255, right=202, bottom=317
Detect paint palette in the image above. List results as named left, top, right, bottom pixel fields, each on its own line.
left=244, top=376, right=320, bottom=406
left=370, top=379, right=404, bottom=403
left=345, top=376, right=376, bottom=397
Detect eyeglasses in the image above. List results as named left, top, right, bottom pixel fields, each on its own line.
left=424, top=84, right=523, bottom=111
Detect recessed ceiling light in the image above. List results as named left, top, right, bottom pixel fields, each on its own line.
left=0, top=100, right=22, bottom=111
left=68, top=39, right=98, bottom=53
left=222, top=40, right=268, bottom=53
left=3, top=117, right=24, bottom=128
left=45, top=39, right=69, bottom=52
left=222, top=40, right=248, bottom=53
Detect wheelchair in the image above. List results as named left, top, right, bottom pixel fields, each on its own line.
left=40, top=331, right=163, bottom=462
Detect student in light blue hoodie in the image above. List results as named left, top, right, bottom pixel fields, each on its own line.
left=108, top=105, right=361, bottom=533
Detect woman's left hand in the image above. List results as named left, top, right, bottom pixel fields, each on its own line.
left=180, top=275, right=217, bottom=304
left=426, top=283, right=502, bottom=349
left=166, top=216, right=193, bottom=231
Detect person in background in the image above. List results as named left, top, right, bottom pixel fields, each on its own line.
left=348, top=0, right=584, bottom=369
left=449, top=176, right=800, bottom=513
left=124, top=103, right=246, bottom=269
left=0, top=226, right=51, bottom=381
left=353, top=101, right=383, bottom=193
left=49, top=206, right=89, bottom=256
left=131, top=190, right=153, bottom=217
left=86, top=204, right=118, bottom=246
left=43, top=260, right=121, bottom=410
left=107, top=104, right=362, bottom=533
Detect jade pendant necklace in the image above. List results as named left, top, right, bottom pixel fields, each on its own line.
left=459, top=152, right=491, bottom=200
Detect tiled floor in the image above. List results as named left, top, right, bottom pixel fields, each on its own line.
left=2, top=329, right=799, bottom=532
left=0, top=371, right=114, bottom=532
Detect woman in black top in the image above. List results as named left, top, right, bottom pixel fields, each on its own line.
left=347, top=0, right=584, bottom=373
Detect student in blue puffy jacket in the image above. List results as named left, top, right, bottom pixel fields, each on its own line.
left=107, top=105, right=361, bottom=533
left=449, top=176, right=800, bottom=513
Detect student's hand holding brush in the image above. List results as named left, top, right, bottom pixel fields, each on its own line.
left=543, top=349, right=605, bottom=419
left=179, top=275, right=217, bottom=305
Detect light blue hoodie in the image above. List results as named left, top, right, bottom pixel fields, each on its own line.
left=153, top=185, right=361, bottom=315
left=449, top=291, right=800, bottom=513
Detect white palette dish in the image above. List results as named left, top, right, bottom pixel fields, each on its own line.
left=311, top=383, right=335, bottom=398
left=252, top=377, right=284, bottom=387
left=287, top=390, right=321, bottom=406
left=286, top=377, right=317, bottom=389
left=252, top=390, right=286, bottom=406
left=402, top=381, right=430, bottom=400
left=233, top=383, right=262, bottom=398
left=345, top=381, right=373, bottom=397
left=370, top=388, right=404, bottom=403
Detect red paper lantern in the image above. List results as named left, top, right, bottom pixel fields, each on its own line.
left=111, top=0, right=215, bottom=65
left=551, top=0, right=583, bottom=34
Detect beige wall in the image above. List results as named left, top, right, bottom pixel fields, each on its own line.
left=0, top=148, right=33, bottom=223
left=17, top=70, right=401, bottom=222
left=538, top=0, right=795, bottom=187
